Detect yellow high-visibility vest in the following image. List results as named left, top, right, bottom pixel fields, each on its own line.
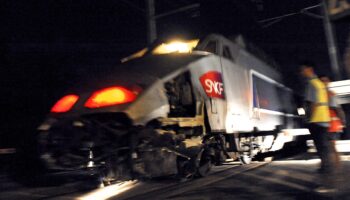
left=309, top=78, right=331, bottom=123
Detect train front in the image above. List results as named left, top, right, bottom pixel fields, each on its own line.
left=37, top=39, right=211, bottom=184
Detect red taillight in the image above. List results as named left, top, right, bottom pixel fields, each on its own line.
left=51, top=94, right=79, bottom=113
left=84, top=86, right=136, bottom=108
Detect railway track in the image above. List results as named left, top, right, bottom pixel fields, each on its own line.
left=0, top=161, right=266, bottom=200
left=74, top=162, right=266, bottom=200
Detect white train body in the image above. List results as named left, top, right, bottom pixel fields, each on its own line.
left=125, top=34, right=300, bottom=134
left=38, top=34, right=305, bottom=182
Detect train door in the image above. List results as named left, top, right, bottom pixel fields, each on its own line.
left=219, top=44, right=250, bottom=132
left=198, top=39, right=227, bottom=132
left=235, top=50, right=264, bottom=132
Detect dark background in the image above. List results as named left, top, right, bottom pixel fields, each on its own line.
left=1, top=0, right=349, bottom=161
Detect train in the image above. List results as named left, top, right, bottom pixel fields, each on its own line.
left=37, top=34, right=307, bottom=184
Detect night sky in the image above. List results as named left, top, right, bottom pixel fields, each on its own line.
left=1, top=0, right=349, bottom=150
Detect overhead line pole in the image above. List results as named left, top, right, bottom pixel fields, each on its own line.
left=146, top=0, right=157, bottom=44
left=258, top=2, right=342, bottom=80
left=322, top=0, right=341, bottom=80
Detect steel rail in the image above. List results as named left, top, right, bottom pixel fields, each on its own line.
left=118, top=162, right=266, bottom=200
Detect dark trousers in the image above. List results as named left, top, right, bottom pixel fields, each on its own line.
left=308, top=123, right=334, bottom=173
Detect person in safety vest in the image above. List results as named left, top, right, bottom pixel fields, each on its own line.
left=300, top=63, right=335, bottom=175
left=319, top=75, right=345, bottom=138
left=319, top=75, right=344, bottom=172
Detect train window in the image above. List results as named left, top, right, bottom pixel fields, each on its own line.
left=252, top=74, right=282, bottom=112
left=203, top=41, right=217, bottom=54
left=277, top=87, right=297, bottom=115
left=223, top=46, right=234, bottom=61
left=253, top=82, right=259, bottom=108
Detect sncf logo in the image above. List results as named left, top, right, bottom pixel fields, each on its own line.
left=199, top=71, right=225, bottom=99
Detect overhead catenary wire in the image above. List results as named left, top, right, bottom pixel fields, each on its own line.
left=259, top=12, right=300, bottom=23
left=258, top=3, right=323, bottom=28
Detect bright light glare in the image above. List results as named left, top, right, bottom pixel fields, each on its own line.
left=329, top=80, right=350, bottom=95
left=51, top=94, right=79, bottom=113
left=269, top=133, right=288, bottom=151
left=76, top=181, right=138, bottom=200
left=84, top=86, right=136, bottom=108
left=272, top=159, right=321, bottom=165
left=273, top=156, right=350, bottom=164
left=121, top=48, right=148, bottom=63
left=152, top=39, right=199, bottom=54
left=92, top=88, right=125, bottom=103
left=165, top=42, right=189, bottom=53
left=308, top=139, right=350, bottom=153
left=269, top=129, right=310, bottom=151
left=297, top=108, right=305, bottom=116
left=335, top=140, right=350, bottom=152
left=282, top=128, right=310, bottom=136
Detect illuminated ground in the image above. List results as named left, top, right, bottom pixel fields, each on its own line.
left=1, top=151, right=350, bottom=200
left=150, top=155, right=350, bottom=200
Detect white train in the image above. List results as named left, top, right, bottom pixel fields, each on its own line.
left=38, top=34, right=306, bottom=184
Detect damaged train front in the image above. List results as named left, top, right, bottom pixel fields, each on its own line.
left=37, top=53, right=211, bottom=185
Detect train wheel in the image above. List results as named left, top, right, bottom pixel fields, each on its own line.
left=197, top=158, right=212, bottom=177
left=196, top=148, right=212, bottom=177
left=239, top=153, right=252, bottom=165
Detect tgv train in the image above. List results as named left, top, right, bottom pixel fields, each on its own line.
left=38, top=34, right=304, bottom=184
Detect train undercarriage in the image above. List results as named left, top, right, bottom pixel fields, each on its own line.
left=38, top=111, right=284, bottom=186
left=38, top=112, right=232, bottom=185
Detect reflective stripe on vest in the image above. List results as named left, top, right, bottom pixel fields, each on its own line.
left=309, top=78, right=331, bottom=123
